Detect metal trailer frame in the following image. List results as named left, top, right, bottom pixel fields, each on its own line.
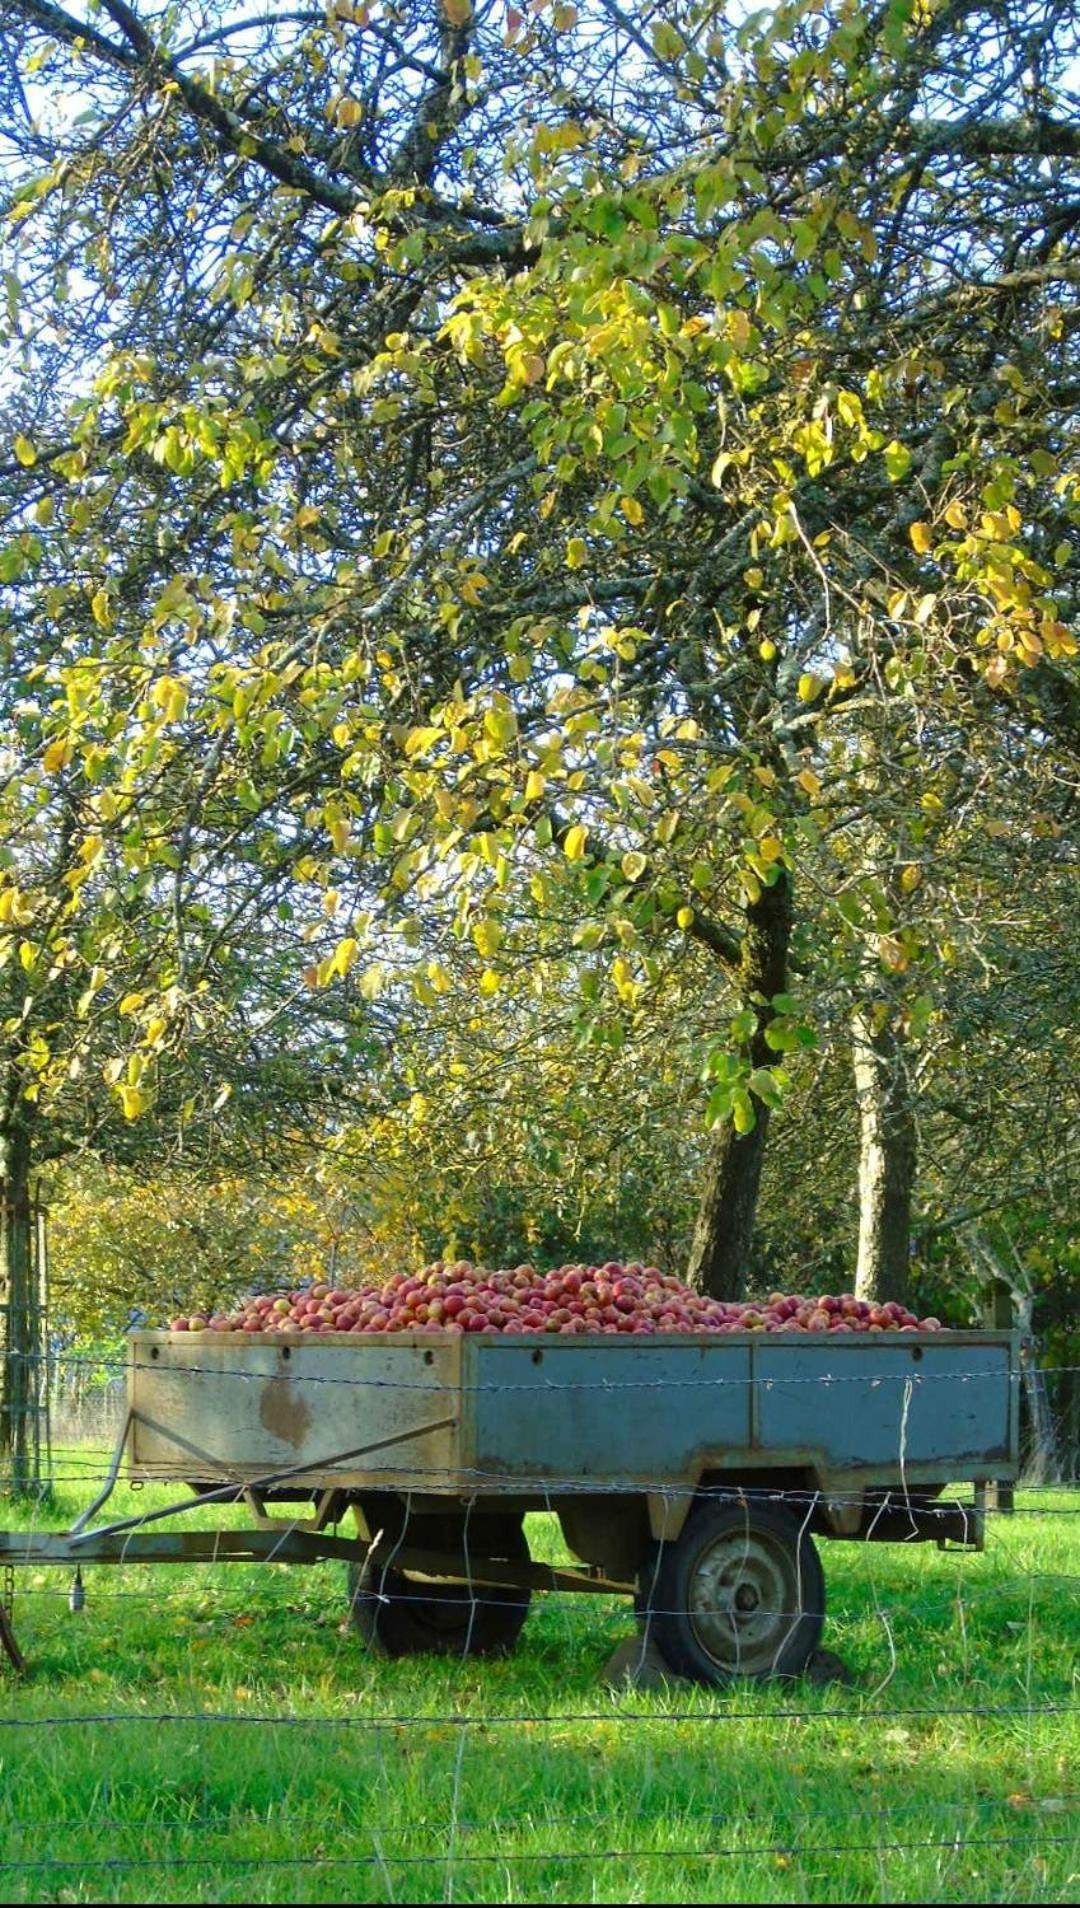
left=0, top=1328, right=1021, bottom=1674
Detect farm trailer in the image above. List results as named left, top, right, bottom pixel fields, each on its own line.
left=0, top=1328, right=1019, bottom=1682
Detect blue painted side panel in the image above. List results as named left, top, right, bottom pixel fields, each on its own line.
left=756, top=1341, right=1012, bottom=1467
left=465, top=1334, right=1017, bottom=1488
left=465, top=1340, right=751, bottom=1484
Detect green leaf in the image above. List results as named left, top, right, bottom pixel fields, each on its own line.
left=771, top=993, right=800, bottom=1015
left=730, top=1007, right=757, bottom=1043
left=748, top=1067, right=783, bottom=1110
left=705, top=1085, right=734, bottom=1127
left=884, top=440, right=912, bottom=482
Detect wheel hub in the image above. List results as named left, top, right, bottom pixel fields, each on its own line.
left=688, top=1524, right=803, bottom=1673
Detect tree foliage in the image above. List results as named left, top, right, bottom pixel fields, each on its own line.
left=0, top=1, right=1077, bottom=1469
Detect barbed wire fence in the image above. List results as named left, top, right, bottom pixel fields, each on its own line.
left=0, top=1347, right=1077, bottom=1904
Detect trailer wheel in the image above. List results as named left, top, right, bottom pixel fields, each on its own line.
left=347, top=1515, right=532, bottom=1658
left=635, top=1499, right=825, bottom=1684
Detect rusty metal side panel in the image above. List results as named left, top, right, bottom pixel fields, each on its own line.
left=126, top=1332, right=465, bottom=1490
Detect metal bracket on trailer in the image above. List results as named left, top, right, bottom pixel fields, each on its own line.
left=241, top=1485, right=345, bottom=1535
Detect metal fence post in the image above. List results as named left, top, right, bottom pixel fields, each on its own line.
left=982, top=1277, right=1016, bottom=1512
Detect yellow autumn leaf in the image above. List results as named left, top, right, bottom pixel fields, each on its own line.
left=459, top=570, right=488, bottom=605
left=478, top=968, right=501, bottom=997
left=472, top=917, right=503, bottom=958
left=405, top=726, right=441, bottom=757
left=796, top=768, right=821, bottom=799
left=13, top=434, right=36, bottom=467
left=900, top=864, right=922, bottom=893
left=909, top=521, right=933, bottom=554
left=333, top=937, right=359, bottom=977
left=91, top=589, right=113, bottom=629
left=676, top=906, right=695, bottom=931
left=620, top=495, right=644, bottom=526
left=797, top=673, right=821, bottom=702
left=566, top=537, right=587, bottom=570
left=621, top=850, right=647, bottom=882
left=563, top=823, right=588, bottom=861
left=120, top=1085, right=148, bottom=1121
left=443, top=0, right=472, bottom=23
left=484, top=707, right=517, bottom=747
left=524, top=769, right=546, bottom=802
left=612, top=955, right=637, bottom=1000
left=42, top=738, right=72, bottom=774
left=335, top=96, right=363, bottom=128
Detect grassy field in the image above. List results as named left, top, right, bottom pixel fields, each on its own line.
left=0, top=1456, right=1076, bottom=1904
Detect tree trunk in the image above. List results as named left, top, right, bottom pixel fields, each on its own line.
left=964, top=1229, right=1060, bottom=1484
left=852, top=1006, right=916, bottom=1307
left=1008, top=1287, right=1059, bottom=1484
left=687, top=873, right=792, bottom=1300
left=0, top=1107, right=36, bottom=1495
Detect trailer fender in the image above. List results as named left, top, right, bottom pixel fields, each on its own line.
left=647, top=1489, right=694, bottom=1544
left=647, top=1467, right=847, bottom=1544
left=558, top=1496, right=651, bottom=1577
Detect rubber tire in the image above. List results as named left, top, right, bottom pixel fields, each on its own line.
left=634, top=1498, right=825, bottom=1685
left=347, top=1513, right=532, bottom=1658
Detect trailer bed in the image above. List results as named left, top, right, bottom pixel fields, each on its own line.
left=125, top=1328, right=1019, bottom=1504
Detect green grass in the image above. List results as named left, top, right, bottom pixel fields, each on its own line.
left=0, top=1455, right=1076, bottom=1903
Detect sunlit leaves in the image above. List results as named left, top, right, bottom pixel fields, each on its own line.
left=884, top=440, right=913, bottom=482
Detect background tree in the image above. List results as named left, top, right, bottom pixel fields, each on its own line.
left=0, top=1, right=1076, bottom=1439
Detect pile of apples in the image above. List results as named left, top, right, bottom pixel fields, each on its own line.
left=167, top=1262, right=944, bottom=1337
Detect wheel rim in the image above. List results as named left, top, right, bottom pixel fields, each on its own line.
left=687, top=1522, right=807, bottom=1674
